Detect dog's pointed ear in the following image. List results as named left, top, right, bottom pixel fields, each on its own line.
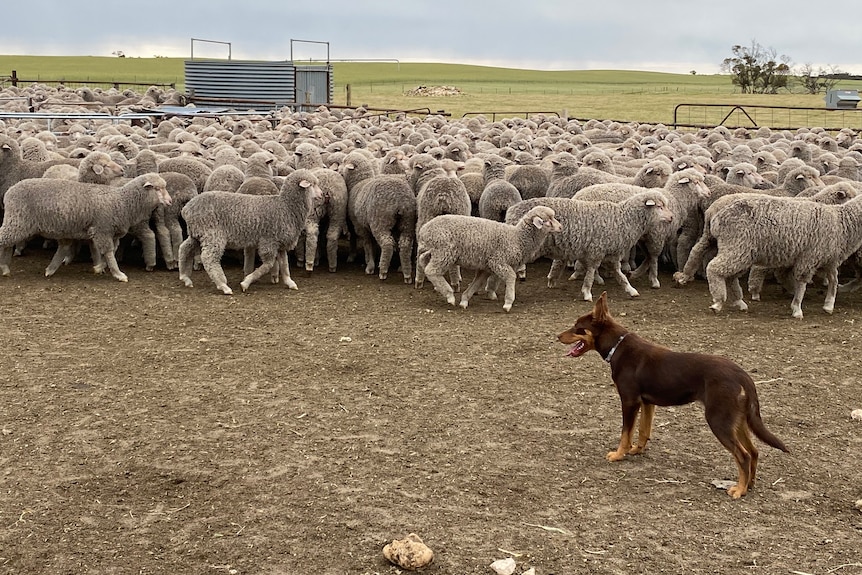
left=593, top=291, right=611, bottom=322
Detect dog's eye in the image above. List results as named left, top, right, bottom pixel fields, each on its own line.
left=575, top=328, right=587, bottom=335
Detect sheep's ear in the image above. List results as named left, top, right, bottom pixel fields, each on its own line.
left=676, top=163, right=687, bottom=170
left=299, top=179, right=312, bottom=188
left=645, top=199, right=656, bottom=207
left=678, top=176, right=691, bottom=184
left=2, top=143, right=10, bottom=150
left=143, top=180, right=154, bottom=188
left=795, top=173, right=805, bottom=180
left=532, top=216, right=545, bottom=229
left=93, top=164, right=104, bottom=175
left=837, top=190, right=848, bottom=199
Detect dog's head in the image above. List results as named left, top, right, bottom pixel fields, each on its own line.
left=557, top=291, right=613, bottom=358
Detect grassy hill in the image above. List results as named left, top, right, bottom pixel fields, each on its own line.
left=3, top=55, right=862, bottom=127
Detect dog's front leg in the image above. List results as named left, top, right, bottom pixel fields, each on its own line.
left=629, top=403, right=655, bottom=454
left=608, top=401, right=641, bottom=461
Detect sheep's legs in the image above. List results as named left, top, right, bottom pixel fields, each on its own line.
left=397, top=234, right=413, bottom=284
left=423, top=254, right=456, bottom=306
left=276, top=250, right=297, bottom=289
left=611, top=259, right=640, bottom=298
left=240, top=246, right=278, bottom=292
left=130, top=221, right=157, bottom=272
left=177, top=237, right=198, bottom=287
left=790, top=280, right=808, bottom=319
left=822, top=266, right=839, bottom=314
left=45, top=240, right=75, bottom=277
left=494, top=265, right=518, bottom=312
left=374, top=231, right=395, bottom=281
left=325, top=225, right=340, bottom=273
left=199, top=241, right=231, bottom=295
left=459, top=270, right=492, bottom=309
left=93, top=237, right=128, bottom=282
left=303, top=221, right=320, bottom=272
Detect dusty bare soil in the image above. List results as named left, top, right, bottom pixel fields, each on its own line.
left=1, top=245, right=861, bottom=575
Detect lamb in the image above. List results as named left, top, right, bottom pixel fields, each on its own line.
left=177, top=169, right=322, bottom=295
left=0, top=174, right=172, bottom=281
left=478, top=155, right=522, bottom=221
left=411, top=156, right=472, bottom=288
left=341, top=151, right=417, bottom=282
left=681, top=189, right=862, bottom=318
left=416, top=205, right=562, bottom=311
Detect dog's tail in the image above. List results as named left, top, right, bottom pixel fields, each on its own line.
left=745, top=384, right=790, bottom=453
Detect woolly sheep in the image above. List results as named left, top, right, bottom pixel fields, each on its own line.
left=509, top=191, right=673, bottom=301
left=0, top=174, right=171, bottom=281
left=682, top=189, right=862, bottom=317
left=548, top=159, right=672, bottom=198
left=0, top=134, right=79, bottom=205
left=417, top=205, right=562, bottom=311
left=292, top=142, right=349, bottom=273
left=158, top=157, right=213, bottom=193
left=341, top=151, right=417, bottom=282
left=478, top=155, right=522, bottom=221
left=411, top=156, right=472, bottom=289
left=675, top=183, right=859, bottom=290
left=204, top=164, right=246, bottom=193
left=573, top=168, right=711, bottom=282
left=177, top=169, right=322, bottom=295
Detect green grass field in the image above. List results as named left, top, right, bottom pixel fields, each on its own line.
left=3, top=55, right=862, bottom=128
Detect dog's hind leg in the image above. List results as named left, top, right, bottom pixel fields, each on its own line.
left=629, top=403, right=655, bottom=455
left=608, top=401, right=641, bottom=462
left=706, top=409, right=753, bottom=498
left=736, top=422, right=759, bottom=490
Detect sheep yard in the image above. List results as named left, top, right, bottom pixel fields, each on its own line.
left=0, top=248, right=861, bottom=575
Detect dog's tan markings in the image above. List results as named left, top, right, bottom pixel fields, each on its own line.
left=630, top=404, right=655, bottom=454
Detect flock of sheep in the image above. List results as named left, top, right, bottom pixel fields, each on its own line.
left=2, top=81, right=862, bottom=318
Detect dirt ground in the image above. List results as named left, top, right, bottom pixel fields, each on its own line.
left=1, top=245, right=861, bottom=575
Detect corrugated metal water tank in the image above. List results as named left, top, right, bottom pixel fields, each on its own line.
left=184, top=60, right=332, bottom=111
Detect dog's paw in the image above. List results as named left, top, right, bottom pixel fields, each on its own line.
left=628, top=445, right=647, bottom=455
left=606, top=451, right=626, bottom=462
left=727, top=484, right=748, bottom=499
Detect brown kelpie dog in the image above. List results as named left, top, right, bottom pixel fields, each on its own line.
left=558, top=292, right=789, bottom=498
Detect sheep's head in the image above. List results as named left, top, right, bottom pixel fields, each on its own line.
left=139, top=174, right=171, bottom=206
left=524, top=206, right=562, bottom=233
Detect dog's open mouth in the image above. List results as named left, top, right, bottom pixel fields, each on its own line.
left=566, top=340, right=588, bottom=357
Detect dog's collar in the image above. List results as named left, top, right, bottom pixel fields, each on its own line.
left=604, top=333, right=628, bottom=363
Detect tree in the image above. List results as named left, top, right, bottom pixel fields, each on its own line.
left=796, top=63, right=845, bottom=94
left=720, top=40, right=792, bottom=94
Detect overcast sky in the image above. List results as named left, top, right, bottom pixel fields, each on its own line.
left=3, top=1, right=860, bottom=75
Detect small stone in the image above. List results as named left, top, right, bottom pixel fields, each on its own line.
left=851, top=409, right=862, bottom=421
left=339, top=336, right=352, bottom=343
left=383, top=533, right=433, bottom=570
left=489, top=557, right=517, bottom=575
left=855, top=499, right=862, bottom=512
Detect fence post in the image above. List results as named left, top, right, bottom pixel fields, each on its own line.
left=11, top=70, right=18, bottom=87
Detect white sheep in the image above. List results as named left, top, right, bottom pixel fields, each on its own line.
left=0, top=174, right=172, bottom=282
left=693, top=191, right=862, bottom=318
left=177, top=169, right=322, bottom=295
left=417, top=205, right=562, bottom=311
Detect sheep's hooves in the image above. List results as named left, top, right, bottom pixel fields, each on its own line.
left=219, top=286, right=233, bottom=295
left=458, top=300, right=469, bottom=309
left=823, top=306, right=835, bottom=315
left=286, top=281, right=298, bottom=290
left=181, top=279, right=194, bottom=288
left=629, top=292, right=640, bottom=298
left=240, top=281, right=251, bottom=292
left=709, top=303, right=722, bottom=313
left=305, top=264, right=314, bottom=272
left=446, top=295, right=457, bottom=306
left=503, top=304, right=513, bottom=312
left=328, top=267, right=337, bottom=273
left=651, top=281, right=661, bottom=289
left=115, top=274, right=129, bottom=283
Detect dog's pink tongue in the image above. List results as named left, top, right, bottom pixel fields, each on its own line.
left=566, top=341, right=586, bottom=357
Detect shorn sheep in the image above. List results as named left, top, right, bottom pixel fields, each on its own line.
left=689, top=192, right=862, bottom=318
left=417, top=205, right=562, bottom=311
left=0, top=174, right=172, bottom=281
left=177, top=169, right=322, bottom=295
